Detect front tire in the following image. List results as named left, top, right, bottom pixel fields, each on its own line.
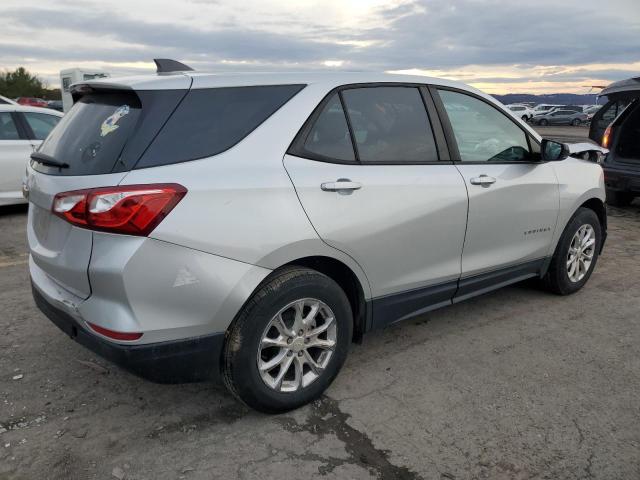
left=571, top=118, right=581, bottom=126
left=543, top=208, right=601, bottom=295
left=222, top=266, right=352, bottom=413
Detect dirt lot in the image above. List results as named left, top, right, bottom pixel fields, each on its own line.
left=1, top=199, right=639, bottom=480
left=531, top=125, right=592, bottom=144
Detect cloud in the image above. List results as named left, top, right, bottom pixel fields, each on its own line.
left=0, top=0, right=638, bottom=93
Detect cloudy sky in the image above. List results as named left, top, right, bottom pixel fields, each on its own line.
left=1, top=0, right=639, bottom=94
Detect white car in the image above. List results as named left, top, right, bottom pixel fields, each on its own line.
left=0, top=95, right=17, bottom=105
left=0, top=104, right=63, bottom=206
left=532, top=104, right=564, bottom=117
left=506, top=104, right=535, bottom=121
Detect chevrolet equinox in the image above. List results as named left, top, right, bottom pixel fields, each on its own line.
left=27, top=59, right=607, bottom=412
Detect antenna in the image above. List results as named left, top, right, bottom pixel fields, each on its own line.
left=153, top=59, right=194, bottom=74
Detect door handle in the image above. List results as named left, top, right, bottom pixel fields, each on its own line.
left=469, top=175, right=496, bottom=187
left=321, top=179, right=362, bottom=193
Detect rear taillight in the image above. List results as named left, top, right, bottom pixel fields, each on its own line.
left=602, top=125, right=613, bottom=148
left=52, top=184, right=186, bottom=236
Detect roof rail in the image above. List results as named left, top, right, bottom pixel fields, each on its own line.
left=153, top=59, right=194, bottom=74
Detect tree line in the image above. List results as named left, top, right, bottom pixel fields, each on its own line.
left=0, top=67, right=61, bottom=100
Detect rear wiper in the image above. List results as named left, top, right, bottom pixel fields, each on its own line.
left=30, top=152, right=69, bottom=169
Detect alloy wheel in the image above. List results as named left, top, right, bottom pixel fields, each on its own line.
left=257, top=298, right=337, bottom=393
left=566, top=224, right=596, bottom=282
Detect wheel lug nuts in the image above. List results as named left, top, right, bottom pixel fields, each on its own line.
left=304, top=338, right=309, bottom=344
left=298, top=351, right=303, bottom=357
left=287, top=350, right=293, bottom=356
left=287, top=338, right=292, bottom=344
left=298, top=330, right=303, bottom=335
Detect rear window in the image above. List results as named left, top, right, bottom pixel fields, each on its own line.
left=33, top=84, right=304, bottom=175
left=136, top=85, right=304, bottom=168
left=33, top=91, right=144, bottom=176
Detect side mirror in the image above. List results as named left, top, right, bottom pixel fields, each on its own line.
left=541, top=139, right=570, bottom=161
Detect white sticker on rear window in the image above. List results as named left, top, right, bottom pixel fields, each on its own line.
left=100, top=105, right=130, bottom=137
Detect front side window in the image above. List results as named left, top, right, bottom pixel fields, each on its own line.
left=23, top=112, right=61, bottom=140
left=341, top=87, right=438, bottom=163
left=0, top=112, right=20, bottom=140
left=302, top=94, right=354, bottom=161
left=438, top=89, right=531, bottom=163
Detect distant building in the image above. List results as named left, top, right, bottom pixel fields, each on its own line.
left=60, top=68, right=110, bottom=112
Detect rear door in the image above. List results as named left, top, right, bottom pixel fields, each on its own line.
left=0, top=111, right=32, bottom=204
left=284, top=85, right=468, bottom=321
left=432, top=87, right=559, bottom=287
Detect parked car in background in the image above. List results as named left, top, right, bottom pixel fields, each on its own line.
left=0, top=104, right=63, bottom=206
left=548, top=105, right=585, bottom=114
left=585, top=105, right=602, bottom=121
left=530, top=109, right=588, bottom=126
left=27, top=61, right=607, bottom=413
left=16, top=97, right=49, bottom=108
left=589, top=77, right=640, bottom=206
left=0, top=95, right=17, bottom=105
left=46, top=100, right=64, bottom=112
left=506, top=104, right=535, bottom=121
left=532, top=104, right=563, bottom=116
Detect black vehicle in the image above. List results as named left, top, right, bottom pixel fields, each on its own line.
left=589, top=77, right=640, bottom=206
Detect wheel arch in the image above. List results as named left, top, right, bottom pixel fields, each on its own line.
left=282, top=256, right=368, bottom=342
left=245, top=255, right=369, bottom=343
left=579, top=197, right=607, bottom=253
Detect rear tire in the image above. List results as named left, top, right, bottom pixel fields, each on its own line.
left=607, top=189, right=634, bottom=207
left=222, top=266, right=352, bottom=413
left=543, top=208, right=601, bottom=295
left=539, top=119, right=548, bottom=126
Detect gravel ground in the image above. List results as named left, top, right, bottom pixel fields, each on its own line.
left=531, top=125, right=593, bottom=144
left=1, top=201, right=639, bottom=480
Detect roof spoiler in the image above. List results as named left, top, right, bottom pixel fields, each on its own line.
left=154, top=58, right=194, bottom=74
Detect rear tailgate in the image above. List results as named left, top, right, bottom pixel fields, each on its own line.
left=27, top=77, right=191, bottom=299
left=27, top=170, right=128, bottom=298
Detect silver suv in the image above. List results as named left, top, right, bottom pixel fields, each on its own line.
left=27, top=60, right=607, bottom=412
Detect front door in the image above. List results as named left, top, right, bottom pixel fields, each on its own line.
left=284, top=85, right=468, bottom=325
left=433, top=88, right=559, bottom=292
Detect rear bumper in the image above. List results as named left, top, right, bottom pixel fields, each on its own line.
left=603, top=164, right=640, bottom=193
left=32, top=284, right=225, bottom=383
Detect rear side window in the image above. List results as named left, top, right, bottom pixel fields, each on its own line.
left=23, top=112, right=61, bottom=140
left=137, top=85, right=305, bottom=168
left=341, top=87, right=438, bottom=163
left=0, top=113, right=20, bottom=140
left=302, top=94, right=355, bottom=162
